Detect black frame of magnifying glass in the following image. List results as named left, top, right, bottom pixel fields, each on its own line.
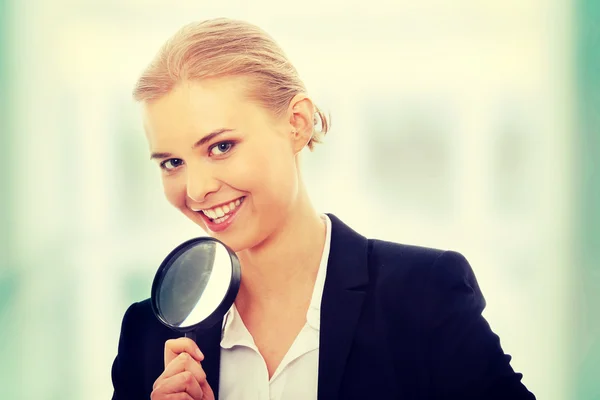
left=150, top=236, right=241, bottom=336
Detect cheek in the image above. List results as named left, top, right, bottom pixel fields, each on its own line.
left=222, top=139, right=298, bottom=204
left=162, top=176, right=187, bottom=209
left=254, top=154, right=298, bottom=204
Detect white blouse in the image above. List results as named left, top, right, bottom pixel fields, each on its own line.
left=218, top=214, right=332, bottom=400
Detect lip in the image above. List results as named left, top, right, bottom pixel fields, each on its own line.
left=197, top=196, right=245, bottom=233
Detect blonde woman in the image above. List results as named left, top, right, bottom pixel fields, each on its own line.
left=111, top=18, right=536, bottom=400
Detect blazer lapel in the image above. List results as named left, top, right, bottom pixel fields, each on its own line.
left=318, top=214, right=370, bottom=400
left=194, top=320, right=223, bottom=399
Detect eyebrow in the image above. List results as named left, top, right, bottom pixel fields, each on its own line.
left=150, top=128, right=234, bottom=160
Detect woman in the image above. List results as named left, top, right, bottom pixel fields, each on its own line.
left=111, top=18, right=536, bottom=400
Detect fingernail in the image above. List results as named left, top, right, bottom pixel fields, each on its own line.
left=196, top=348, right=203, bottom=359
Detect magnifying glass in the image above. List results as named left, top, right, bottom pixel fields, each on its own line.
left=150, top=237, right=241, bottom=342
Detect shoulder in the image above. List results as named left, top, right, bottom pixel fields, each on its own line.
left=368, top=238, right=474, bottom=288
left=116, top=298, right=158, bottom=354
left=367, top=239, right=484, bottom=325
left=368, top=239, right=445, bottom=275
left=112, top=298, right=177, bottom=398
left=117, top=298, right=162, bottom=341
left=119, top=298, right=155, bottom=330
left=117, top=298, right=177, bottom=345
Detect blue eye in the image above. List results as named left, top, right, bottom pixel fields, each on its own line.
left=160, top=158, right=184, bottom=171
left=209, top=141, right=235, bottom=156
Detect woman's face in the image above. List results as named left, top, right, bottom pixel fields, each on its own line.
left=142, top=77, right=309, bottom=252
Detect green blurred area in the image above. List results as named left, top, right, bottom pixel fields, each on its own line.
left=0, top=0, right=17, bottom=398
left=576, top=0, right=600, bottom=398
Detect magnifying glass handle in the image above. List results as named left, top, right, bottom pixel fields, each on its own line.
left=185, top=330, right=196, bottom=342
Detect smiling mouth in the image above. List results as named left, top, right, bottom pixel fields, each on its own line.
left=193, top=196, right=245, bottom=224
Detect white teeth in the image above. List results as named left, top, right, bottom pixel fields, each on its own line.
left=213, top=214, right=231, bottom=224
left=198, top=196, right=245, bottom=222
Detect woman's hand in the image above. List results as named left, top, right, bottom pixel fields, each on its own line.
left=151, top=338, right=215, bottom=400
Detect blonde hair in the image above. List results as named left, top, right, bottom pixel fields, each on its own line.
left=133, top=18, right=329, bottom=150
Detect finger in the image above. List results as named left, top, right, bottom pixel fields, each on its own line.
left=163, top=395, right=193, bottom=400
left=164, top=338, right=204, bottom=366
left=155, top=352, right=207, bottom=388
left=151, top=392, right=193, bottom=400
left=152, top=371, right=204, bottom=399
left=199, top=378, right=215, bottom=400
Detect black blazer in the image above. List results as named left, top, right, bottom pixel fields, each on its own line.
left=112, top=214, right=536, bottom=399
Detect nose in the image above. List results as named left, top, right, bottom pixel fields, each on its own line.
left=185, top=162, right=220, bottom=203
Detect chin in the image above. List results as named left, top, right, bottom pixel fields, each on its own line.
left=212, top=228, right=267, bottom=253
left=180, top=204, right=268, bottom=252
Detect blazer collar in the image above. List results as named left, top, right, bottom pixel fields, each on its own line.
left=318, top=213, right=370, bottom=400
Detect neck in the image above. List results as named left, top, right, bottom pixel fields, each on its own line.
left=235, top=184, right=326, bottom=312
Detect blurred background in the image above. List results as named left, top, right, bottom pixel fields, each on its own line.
left=0, top=0, right=598, bottom=398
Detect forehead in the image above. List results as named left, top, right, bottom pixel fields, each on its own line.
left=142, top=77, right=270, bottom=147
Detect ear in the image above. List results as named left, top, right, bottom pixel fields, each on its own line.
left=287, top=93, right=314, bottom=154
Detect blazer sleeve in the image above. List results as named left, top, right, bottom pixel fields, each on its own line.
left=111, top=302, right=147, bottom=400
left=423, top=250, right=536, bottom=400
